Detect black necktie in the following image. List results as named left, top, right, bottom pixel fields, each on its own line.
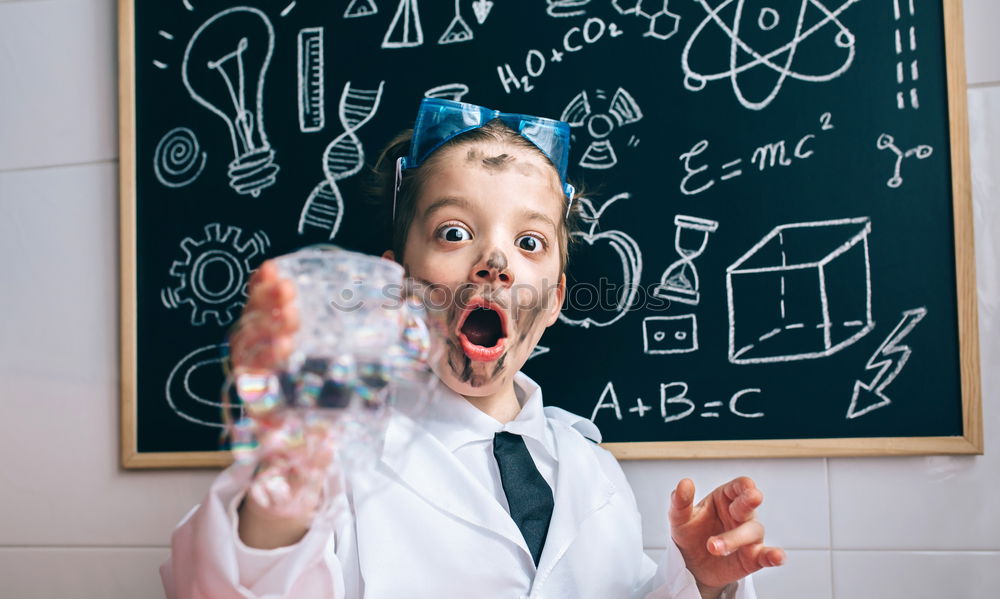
left=493, top=431, right=554, bottom=566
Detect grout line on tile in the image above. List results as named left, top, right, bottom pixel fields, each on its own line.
left=0, top=158, right=117, bottom=175
left=969, top=80, right=1000, bottom=90
left=830, top=548, right=1000, bottom=553
left=825, top=458, right=836, bottom=599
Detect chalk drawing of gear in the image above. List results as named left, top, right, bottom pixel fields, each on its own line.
left=560, top=87, right=644, bottom=170
left=161, top=223, right=271, bottom=326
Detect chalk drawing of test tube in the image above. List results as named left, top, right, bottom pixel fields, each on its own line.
left=183, top=7, right=279, bottom=197
left=299, top=82, right=386, bottom=239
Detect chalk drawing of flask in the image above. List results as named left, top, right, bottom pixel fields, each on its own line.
left=183, top=7, right=280, bottom=197
left=653, top=215, right=719, bottom=306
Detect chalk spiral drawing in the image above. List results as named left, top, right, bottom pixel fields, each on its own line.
left=643, top=314, right=699, bottom=354
left=383, top=0, right=424, bottom=48
left=876, top=133, right=933, bottom=189
left=559, top=193, right=642, bottom=329
left=154, top=127, right=207, bottom=188
left=424, top=82, right=470, bottom=101
left=439, top=0, right=474, bottom=45
left=653, top=215, right=719, bottom=306
left=297, top=28, right=325, bottom=133
left=472, top=0, right=494, bottom=24
left=299, top=82, right=386, bottom=239
left=345, top=0, right=379, bottom=18
left=560, top=88, right=643, bottom=170
left=847, top=307, right=927, bottom=419
left=166, top=343, right=241, bottom=428
left=726, top=217, right=873, bottom=364
left=182, top=7, right=279, bottom=197
left=161, top=223, right=270, bottom=326
left=681, top=0, right=860, bottom=110
left=892, top=0, right=920, bottom=109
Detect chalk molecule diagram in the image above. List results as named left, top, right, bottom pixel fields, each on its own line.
left=681, top=0, right=861, bottom=111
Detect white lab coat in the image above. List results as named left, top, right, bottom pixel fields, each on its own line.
left=162, top=373, right=756, bottom=599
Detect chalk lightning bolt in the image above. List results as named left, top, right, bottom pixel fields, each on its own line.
left=846, top=307, right=927, bottom=419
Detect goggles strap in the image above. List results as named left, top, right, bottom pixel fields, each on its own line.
left=392, top=156, right=404, bottom=221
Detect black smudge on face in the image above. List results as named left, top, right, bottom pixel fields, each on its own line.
left=481, top=153, right=512, bottom=171
left=486, top=250, right=507, bottom=273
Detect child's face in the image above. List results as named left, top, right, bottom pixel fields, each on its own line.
left=393, top=141, right=567, bottom=397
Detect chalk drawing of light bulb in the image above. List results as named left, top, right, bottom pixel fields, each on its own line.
left=183, top=7, right=280, bottom=197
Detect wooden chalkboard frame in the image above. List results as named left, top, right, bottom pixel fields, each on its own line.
left=118, top=0, right=981, bottom=468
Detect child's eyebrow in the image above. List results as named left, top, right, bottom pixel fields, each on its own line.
left=519, top=209, right=557, bottom=231
left=422, top=196, right=470, bottom=220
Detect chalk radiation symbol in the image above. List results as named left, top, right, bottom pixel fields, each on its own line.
left=560, top=88, right=644, bottom=170
left=681, top=0, right=860, bottom=110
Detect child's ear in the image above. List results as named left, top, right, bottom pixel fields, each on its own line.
left=382, top=249, right=396, bottom=262
left=543, top=273, right=566, bottom=328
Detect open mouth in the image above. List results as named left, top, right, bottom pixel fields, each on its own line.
left=456, top=299, right=508, bottom=362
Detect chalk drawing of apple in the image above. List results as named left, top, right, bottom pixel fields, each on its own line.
left=559, top=192, right=643, bottom=328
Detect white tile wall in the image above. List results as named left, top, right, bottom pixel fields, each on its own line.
left=622, top=458, right=830, bottom=550
left=0, top=1, right=997, bottom=598
left=964, top=0, right=1000, bottom=86
left=0, top=0, right=117, bottom=172
left=0, top=547, right=170, bottom=599
left=832, top=551, right=1000, bottom=599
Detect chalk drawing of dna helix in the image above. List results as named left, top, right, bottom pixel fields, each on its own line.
left=299, top=81, right=386, bottom=239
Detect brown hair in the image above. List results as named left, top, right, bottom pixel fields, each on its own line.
left=368, top=120, right=583, bottom=273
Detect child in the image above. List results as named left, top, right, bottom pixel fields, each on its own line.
left=161, top=98, right=784, bottom=599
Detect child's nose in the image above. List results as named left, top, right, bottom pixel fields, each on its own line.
left=471, top=250, right=513, bottom=286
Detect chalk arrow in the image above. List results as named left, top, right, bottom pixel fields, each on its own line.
left=847, top=307, right=927, bottom=419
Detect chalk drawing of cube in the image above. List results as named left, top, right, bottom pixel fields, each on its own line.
left=726, top=217, right=873, bottom=364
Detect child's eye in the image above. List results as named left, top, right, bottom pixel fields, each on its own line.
left=437, top=225, right=472, bottom=243
left=516, top=234, right=546, bottom=253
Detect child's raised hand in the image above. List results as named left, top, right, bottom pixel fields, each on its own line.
left=229, top=260, right=300, bottom=373
left=668, top=477, right=785, bottom=597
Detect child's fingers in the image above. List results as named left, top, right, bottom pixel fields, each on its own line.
left=722, top=476, right=757, bottom=502
left=247, top=260, right=279, bottom=293
left=232, top=333, right=294, bottom=371
left=244, top=277, right=297, bottom=315
left=728, top=486, right=763, bottom=523
left=706, top=520, right=765, bottom=557
left=668, top=478, right=696, bottom=528
left=739, top=544, right=786, bottom=571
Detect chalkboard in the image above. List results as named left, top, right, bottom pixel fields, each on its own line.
left=119, top=0, right=981, bottom=468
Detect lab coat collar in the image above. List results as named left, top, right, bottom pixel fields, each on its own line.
left=420, top=371, right=554, bottom=460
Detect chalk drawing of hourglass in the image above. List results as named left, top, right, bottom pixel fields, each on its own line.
left=183, top=7, right=279, bottom=197
left=653, top=215, right=719, bottom=306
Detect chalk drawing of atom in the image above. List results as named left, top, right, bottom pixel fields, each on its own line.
left=681, top=0, right=860, bottom=110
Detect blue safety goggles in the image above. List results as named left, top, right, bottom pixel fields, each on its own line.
left=394, top=97, right=575, bottom=220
